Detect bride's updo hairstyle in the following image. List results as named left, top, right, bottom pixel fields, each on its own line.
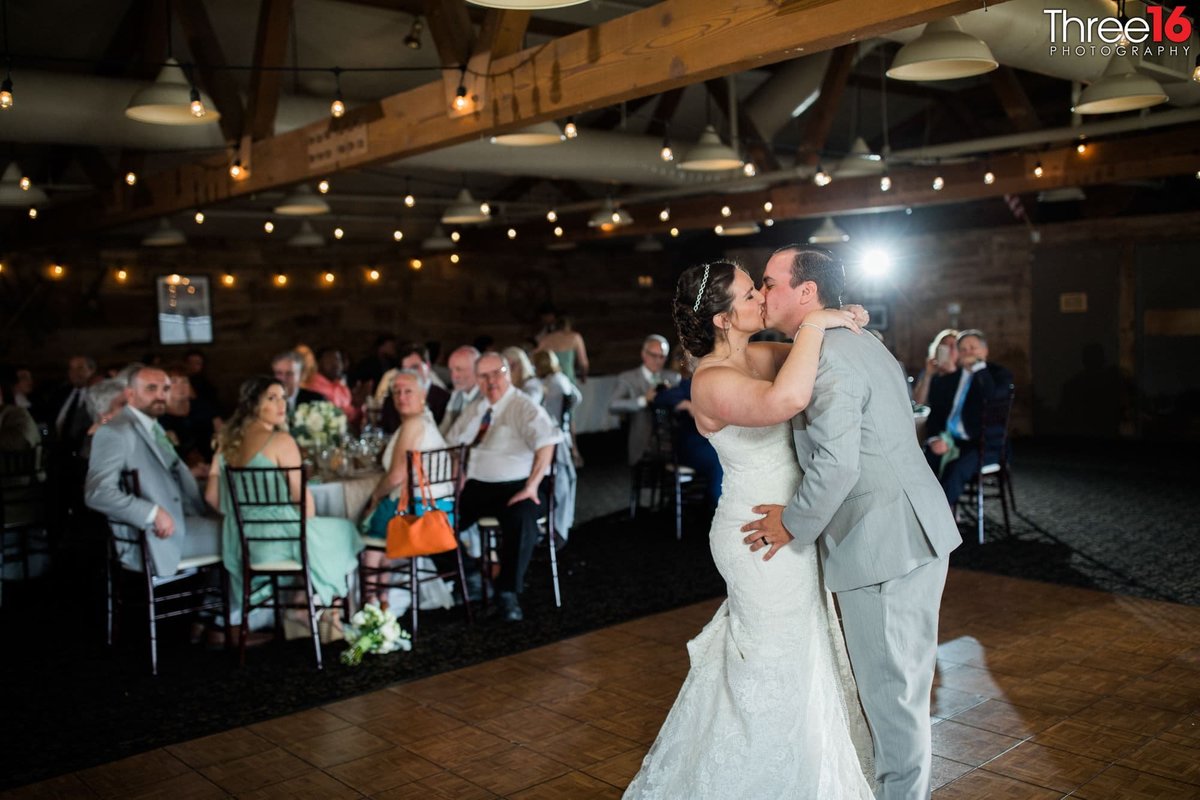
left=673, top=261, right=740, bottom=359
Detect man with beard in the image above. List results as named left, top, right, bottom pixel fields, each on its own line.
left=85, top=366, right=220, bottom=577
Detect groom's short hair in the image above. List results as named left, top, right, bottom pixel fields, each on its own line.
left=773, top=244, right=845, bottom=308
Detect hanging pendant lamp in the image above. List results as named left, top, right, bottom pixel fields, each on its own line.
left=125, top=58, right=220, bottom=125
left=1073, top=55, right=1168, bottom=114
left=679, top=125, right=744, bottom=172
left=887, top=17, right=998, bottom=81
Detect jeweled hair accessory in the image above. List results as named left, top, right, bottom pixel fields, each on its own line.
left=693, top=263, right=711, bottom=313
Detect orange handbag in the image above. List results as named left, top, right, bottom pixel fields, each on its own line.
left=385, top=454, right=457, bottom=558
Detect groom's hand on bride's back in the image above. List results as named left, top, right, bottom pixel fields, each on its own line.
left=741, top=504, right=794, bottom=561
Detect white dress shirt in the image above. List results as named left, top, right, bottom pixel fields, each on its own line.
left=446, top=386, right=560, bottom=483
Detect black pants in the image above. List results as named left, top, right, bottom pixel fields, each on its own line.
left=926, top=440, right=1001, bottom=505
left=457, top=479, right=546, bottom=595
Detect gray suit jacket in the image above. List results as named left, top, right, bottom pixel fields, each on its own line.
left=609, top=367, right=681, bottom=466
left=84, top=409, right=211, bottom=577
left=783, top=330, right=960, bottom=592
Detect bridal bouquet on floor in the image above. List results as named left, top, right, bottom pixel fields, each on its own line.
left=340, top=603, right=412, bottom=666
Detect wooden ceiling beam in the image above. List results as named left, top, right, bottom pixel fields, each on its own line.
left=990, top=66, right=1042, bottom=134
left=244, top=0, right=295, bottom=142
left=174, top=0, right=247, bottom=144
left=476, top=10, right=531, bottom=60
left=795, top=44, right=856, bottom=167
left=422, top=0, right=475, bottom=66
left=645, top=88, right=686, bottom=139
left=541, top=127, right=1200, bottom=241
left=38, top=0, right=994, bottom=237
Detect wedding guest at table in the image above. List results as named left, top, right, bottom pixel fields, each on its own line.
left=204, top=376, right=363, bottom=626
left=0, top=367, right=40, bottom=452
left=378, top=343, right=451, bottom=432
left=652, top=355, right=722, bottom=508
left=912, top=328, right=959, bottom=406
left=295, top=344, right=318, bottom=388
left=503, top=347, right=545, bottom=406
left=533, top=350, right=581, bottom=543
left=77, top=378, right=127, bottom=459
left=158, top=364, right=213, bottom=477
left=438, top=346, right=481, bottom=437
left=445, top=353, right=560, bottom=622
left=85, top=367, right=221, bottom=578
left=924, top=329, right=1014, bottom=505
left=271, top=351, right=325, bottom=417
left=308, top=347, right=367, bottom=427
left=350, top=334, right=398, bottom=391
left=610, top=335, right=681, bottom=466
left=534, top=308, right=589, bottom=385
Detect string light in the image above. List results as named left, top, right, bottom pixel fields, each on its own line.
left=221, top=273, right=236, bottom=287
left=449, top=230, right=461, bottom=243
left=764, top=218, right=774, bottom=227
left=393, top=229, right=403, bottom=242
left=450, top=253, right=460, bottom=264
left=330, top=68, right=345, bottom=118
left=932, top=175, right=945, bottom=191
left=714, top=224, right=725, bottom=234
left=553, top=226, right=563, bottom=237
left=546, top=209, right=558, bottom=223
left=452, top=83, right=468, bottom=112
left=409, top=258, right=422, bottom=270
left=115, top=268, right=129, bottom=283
left=814, top=165, right=832, bottom=187
left=1193, top=54, right=1200, bottom=83
left=1033, top=161, right=1044, bottom=178
left=333, top=226, right=344, bottom=240
left=743, top=162, right=757, bottom=177
left=124, top=171, right=137, bottom=186
left=563, top=117, right=578, bottom=139
left=403, top=191, right=415, bottom=208
left=264, top=220, right=275, bottom=233
left=229, top=159, right=248, bottom=180
left=983, top=169, right=995, bottom=185
left=194, top=210, right=205, bottom=224
left=0, top=71, right=12, bottom=110
left=322, top=271, right=336, bottom=285
left=317, top=179, right=330, bottom=194
left=188, top=85, right=205, bottom=117
left=507, top=228, right=517, bottom=239
left=27, top=207, right=36, bottom=219
left=274, top=273, right=288, bottom=286
left=49, top=263, right=65, bottom=278
left=19, top=175, right=30, bottom=191
left=404, top=16, right=423, bottom=50
left=1076, top=142, right=1088, bottom=155
left=660, top=135, right=674, bottom=162
left=763, top=201, right=773, bottom=213
left=880, top=174, right=892, bottom=192
left=367, top=268, right=381, bottom=282
left=479, top=201, right=490, bottom=215
left=720, top=205, right=732, bottom=218
left=659, top=207, right=670, bottom=222
left=669, top=227, right=680, bottom=237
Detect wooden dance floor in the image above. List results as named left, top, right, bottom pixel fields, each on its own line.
left=6, top=569, right=1199, bottom=799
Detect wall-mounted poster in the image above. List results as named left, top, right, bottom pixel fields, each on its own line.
left=156, top=274, right=212, bottom=345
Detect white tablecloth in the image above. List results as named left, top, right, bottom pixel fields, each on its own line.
left=309, top=472, right=381, bottom=521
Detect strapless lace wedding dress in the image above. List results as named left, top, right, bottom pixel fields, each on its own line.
left=624, top=423, right=875, bottom=799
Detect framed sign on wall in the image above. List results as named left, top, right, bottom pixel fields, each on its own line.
left=156, top=274, right=212, bottom=345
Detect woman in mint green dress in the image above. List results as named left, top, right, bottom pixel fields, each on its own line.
left=205, top=376, right=363, bottom=625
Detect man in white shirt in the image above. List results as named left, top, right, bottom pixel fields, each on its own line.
left=609, top=335, right=681, bottom=466
left=438, top=345, right=482, bottom=437
left=446, top=353, right=560, bottom=622
left=85, top=367, right=220, bottom=577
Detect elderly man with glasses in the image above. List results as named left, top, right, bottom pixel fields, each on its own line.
left=609, top=335, right=681, bottom=467
left=445, top=352, right=561, bottom=623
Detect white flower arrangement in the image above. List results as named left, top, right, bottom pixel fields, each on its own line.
left=290, top=400, right=348, bottom=452
left=341, top=603, right=412, bottom=666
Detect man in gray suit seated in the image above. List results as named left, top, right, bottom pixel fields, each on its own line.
left=744, top=245, right=961, bottom=800
left=85, top=366, right=221, bottom=577
left=609, top=335, right=680, bottom=466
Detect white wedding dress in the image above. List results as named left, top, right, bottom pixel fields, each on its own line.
left=624, top=423, right=876, bottom=799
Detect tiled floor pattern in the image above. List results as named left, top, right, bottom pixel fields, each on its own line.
left=5, top=569, right=1199, bottom=799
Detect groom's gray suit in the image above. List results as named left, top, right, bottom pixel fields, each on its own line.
left=783, top=329, right=961, bottom=800
left=85, top=408, right=221, bottom=577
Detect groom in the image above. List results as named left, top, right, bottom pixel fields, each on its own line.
left=743, top=245, right=961, bottom=800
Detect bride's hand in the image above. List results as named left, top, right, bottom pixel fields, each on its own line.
left=800, top=307, right=864, bottom=334
left=843, top=304, right=870, bottom=328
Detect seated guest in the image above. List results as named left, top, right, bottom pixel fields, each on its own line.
left=50, top=354, right=97, bottom=456
left=912, top=328, right=959, bottom=406
left=445, top=353, right=560, bottom=622
left=308, top=347, right=366, bottom=427
left=924, top=329, right=1014, bottom=505
left=204, top=376, right=363, bottom=624
left=609, top=335, right=681, bottom=466
left=79, top=378, right=127, bottom=459
left=503, top=346, right=545, bottom=406
left=11, top=366, right=37, bottom=414
left=652, top=354, right=723, bottom=508
left=84, top=367, right=221, bottom=577
left=350, top=334, right=398, bottom=390
left=271, top=351, right=325, bottom=417
left=159, top=363, right=213, bottom=474
left=533, top=350, right=581, bottom=543
left=438, top=346, right=481, bottom=436
left=378, top=343, right=451, bottom=432
left=295, top=343, right=318, bottom=388
left=0, top=367, right=40, bottom=452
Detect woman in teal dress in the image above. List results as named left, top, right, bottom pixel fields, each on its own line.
left=205, top=376, right=363, bottom=625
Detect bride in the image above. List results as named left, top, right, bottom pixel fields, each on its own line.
left=624, top=261, right=875, bottom=799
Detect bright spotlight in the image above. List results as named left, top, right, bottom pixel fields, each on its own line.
left=862, top=248, right=892, bottom=278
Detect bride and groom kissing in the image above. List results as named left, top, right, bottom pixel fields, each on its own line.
left=624, top=245, right=962, bottom=799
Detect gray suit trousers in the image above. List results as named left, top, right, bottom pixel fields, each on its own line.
left=837, top=556, right=950, bottom=800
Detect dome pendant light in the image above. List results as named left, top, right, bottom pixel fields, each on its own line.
left=288, top=220, right=326, bottom=248
left=466, top=0, right=589, bottom=9
left=142, top=218, right=187, bottom=247
left=441, top=187, right=491, bottom=225
left=275, top=184, right=331, bottom=216
left=807, top=217, right=849, bottom=244
left=1073, top=55, right=1168, bottom=114
left=489, top=121, right=565, bottom=146
left=125, top=58, right=220, bottom=125
left=887, top=17, right=998, bottom=81
left=679, top=125, right=744, bottom=172
left=0, top=163, right=48, bottom=206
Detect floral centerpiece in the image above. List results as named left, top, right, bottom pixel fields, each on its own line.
left=341, top=603, right=412, bottom=665
left=290, top=400, right=347, bottom=453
